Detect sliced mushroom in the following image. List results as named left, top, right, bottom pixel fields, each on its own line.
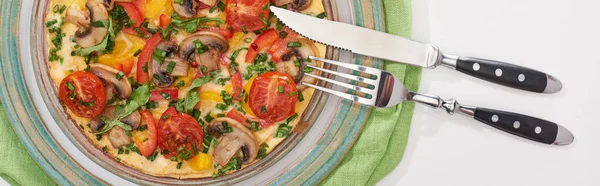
left=172, top=0, right=197, bottom=18
left=89, top=106, right=116, bottom=133
left=65, top=1, right=109, bottom=48
left=275, top=38, right=319, bottom=91
left=108, top=127, right=131, bottom=148
left=102, top=0, right=114, bottom=11
left=88, top=64, right=132, bottom=99
left=151, top=41, right=188, bottom=87
left=271, top=0, right=311, bottom=10
left=179, top=31, right=229, bottom=73
left=208, top=118, right=258, bottom=166
left=121, top=110, right=141, bottom=130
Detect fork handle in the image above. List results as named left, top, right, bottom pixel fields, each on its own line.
left=406, top=92, right=573, bottom=145
left=473, top=107, right=573, bottom=145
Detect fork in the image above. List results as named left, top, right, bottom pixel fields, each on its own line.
left=303, top=56, right=574, bottom=146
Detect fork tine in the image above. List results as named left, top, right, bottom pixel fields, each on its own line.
left=303, top=73, right=377, bottom=95
left=309, top=56, right=381, bottom=76
left=301, top=82, right=375, bottom=106
left=305, top=64, right=378, bottom=85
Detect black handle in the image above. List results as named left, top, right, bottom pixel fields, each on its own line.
left=455, top=57, right=561, bottom=93
left=474, top=107, right=567, bottom=145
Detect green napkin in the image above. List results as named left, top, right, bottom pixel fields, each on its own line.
left=322, top=0, right=420, bottom=185
left=0, top=103, right=55, bottom=186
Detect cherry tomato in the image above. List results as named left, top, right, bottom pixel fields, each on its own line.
left=245, top=29, right=278, bottom=63
left=159, top=14, right=171, bottom=28
left=249, top=72, right=298, bottom=122
left=136, top=33, right=163, bottom=83
left=199, top=27, right=233, bottom=39
left=226, top=109, right=272, bottom=128
left=133, top=110, right=158, bottom=157
left=117, top=2, right=144, bottom=27
left=157, top=107, right=204, bottom=159
left=226, top=0, right=270, bottom=32
left=149, top=88, right=179, bottom=101
left=268, top=27, right=298, bottom=62
left=58, top=72, right=107, bottom=118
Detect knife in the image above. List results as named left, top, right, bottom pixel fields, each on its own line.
left=271, top=7, right=562, bottom=93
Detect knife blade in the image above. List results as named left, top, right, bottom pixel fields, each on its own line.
left=271, top=7, right=563, bottom=93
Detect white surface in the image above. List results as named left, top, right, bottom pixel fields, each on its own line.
left=378, top=0, right=599, bottom=186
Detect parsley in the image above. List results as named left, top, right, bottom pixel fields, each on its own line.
left=152, top=48, right=167, bottom=63
left=303, top=66, right=313, bottom=73
left=276, top=20, right=285, bottom=30
left=277, top=85, right=284, bottom=94
left=201, top=133, right=213, bottom=153
left=205, top=113, right=214, bottom=122
left=316, top=12, right=327, bottom=19
left=145, top=101, right=159, bottom=109
left=66, top=81, right=75, bottom=90
left=255, top=53, right=268, bottom=63
left=275, top=123, right=292, bottom=138
left=194, top=39, right=209, bottom=54
left=147, top=151, right=159, bottom=161
left=133, top=49, right=142, bottom=57
left=220, top=90, right=233, bottom=105
left=116, top=71, right=125, bottom=80
left=260, top=105, right=267, bottom=113
left=175, top=80, right=185, bottom=88
left=215, top=103, right=228, bottom=110
left=294, top=59, right=301, bottom=67
left=46, top=19, right=57, bottom=27
left=287, top=41, right=302, bottom=48
left=162, top=114, right=170, bottom=121
left=165, top=61, right=176, bottom=74
left=278, top=31, right=288, bottom=39
left=298, top=91, right=304, bottom=102
left=256, top=143, right=269, bottom=159
left=217, top=1, right=225, bottom=11
left=212, top=157, right=242, bottom=177
left=230, top=47, right=248, bottom=63
left=250, top=120, right=261, bottom=132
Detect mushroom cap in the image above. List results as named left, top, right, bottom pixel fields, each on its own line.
left=88, top=63, right=133, bottom=99
left=271, top=0, right=311, bottom=10
left=208, top=118, right=259, bottom=166
left=172, top=0, right=197, bottom=18
left=275, top=38, right=319, bottom=91
left=108, top=127, right=132, bottom=148
left=179, top=31, right=229, bottom=73
left=151, top=41, right=188, bottom=87
left=67, top=1, right=109, bottom=48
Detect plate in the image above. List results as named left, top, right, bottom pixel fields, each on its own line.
left=0, top=0, right=386, bottom=184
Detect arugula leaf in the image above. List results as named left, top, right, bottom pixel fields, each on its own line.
left=189, top=76, right=212, bottom=90
left=113, top=83, right=150, bottom=119
left=94, top=119, right=132, bottom=134
left=131, top=83, right=151, bottom=105
left=182, top=91, right=201, bottom=114
left=75, top=19, right=114, bottom=56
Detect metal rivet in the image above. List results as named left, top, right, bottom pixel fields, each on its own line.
left=513, top=121, right=520, bottom=129
left=495, top=69, right=503, bottom=77
left=492, top=115, right=499, bottom=122
left=535, top=126, right=542, bottom=134
left=518, top=74, right=525, bottom=82
left=473, top=63, right=480, bottom=71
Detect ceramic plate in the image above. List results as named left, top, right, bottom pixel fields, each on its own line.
left=0, top=0, right=387, bottom=184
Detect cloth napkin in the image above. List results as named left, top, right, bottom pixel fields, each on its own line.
left=0, top=0, right=416, bottom=185
left=322, top=0, right=420, bottom=185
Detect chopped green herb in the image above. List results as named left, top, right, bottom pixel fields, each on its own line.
left=242, top=26, right=248, bottom=34
left=145, top=101, right=159, bottom=109
left=212, top=157, right=242, bottom=177
left=174, top=0, right=183, bottom=5
left=194, top=39, right=209, bottom=54
left=278, top=31, right=288, bottom=39
left=275, top=123, right=292, bottom=138
left=201, top=134, right=213, bottom=153
left=161, top=92, right=172, bottom=100
left=217, top=1, right=226, bottom=11
left=175, top=80, right=185, bottom=88
left=116, top=71, right=125, bottom=80
left=133, top=49, right=142, bottom=57
left=276, top=20, right=285, bottom=30
left=277, top=85, right=284, bottom=94
left=147, top=151, right=159, bottom=161
left=46, top=19, right=57, bottom=27
left=205, top=114, right=214, bottom=122
left=316, top=12, right=327, bottom=19
left=256, top=143, right=269, bottom=159
left=260, top=105, right=267, bottom=113
left=165, top=61, right=176, bottom=74
left=293, top=59, right=300, bottom=67
left=298, top=91, right=304, bottom=102
left=220, top=90, right=233, bottom=105
left=243, top=38, right=252, bottom=43
left=102, top=146, right=108, bottom=153
left=288, top=92, right=297, bottom=96
left=287, top=41, right=302, bottom=48
left=152, top=48, right=167, bottom=63
left=303, top=66, right=313, bottom=73
left=66, top=81, right=75, bottom=90
left=216, top=103, right=228, bottom=110
left=249, top=120, right=261, bottom=132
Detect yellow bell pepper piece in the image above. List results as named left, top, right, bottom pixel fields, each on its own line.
left=229, top=32, right=246, bottom=49
left=144, top=0, right=173, bottom=26
left=199, top=91, right=223, bottom=102
left=189, top=153, right=213, bottom=171
left=98, top=33, right=145, bottom=68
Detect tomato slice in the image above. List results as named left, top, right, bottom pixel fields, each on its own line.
left=157, top=107, right=204, bottom=159
left=245, top=29, right=278, bottom=63
left=149, top=88, right=179, bottom=101
left=226, top=0, right=270, bottom=32
left=159, top=14, right=171, bottom=28
left=199, top=27, right=233, bottom=39
left=249, top=72, right=298, bottom=122
left=136, top=33, right=163, bottom=83
left=117, top=2, right=144, bottom=27
left=268, top=27, right=298, bottom=62
left=58, top=72, right=107, bottom=118
left=226, top=109, right=272, bottom=128
left=134, top=110, right=158, bottom=157
left=225, top=61, right=244, bottom=100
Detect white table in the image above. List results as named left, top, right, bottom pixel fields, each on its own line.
left=378, top=0, right=599, bottom=185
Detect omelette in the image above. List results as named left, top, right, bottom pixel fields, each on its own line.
left=45, top=0, right=326, bottom=178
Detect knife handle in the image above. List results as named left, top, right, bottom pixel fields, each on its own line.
left=472, top=107, right=573, bottom=145
left=451, top=56, right=562, bottom=93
